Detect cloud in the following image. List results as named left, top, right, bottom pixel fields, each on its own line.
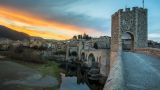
left=0, top=0, right=111, bottom=35
left=148, top=32, right=160, bottom=42
left=0, top=0, right=74, bottom=7
left=0, top=0, right=160, bottom=41
left=0, top=7, right=105, bottom=39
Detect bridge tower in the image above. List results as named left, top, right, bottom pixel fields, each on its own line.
left=110, top=7, right=148, bottom=66
left=111, top=7, right=148, bottom=52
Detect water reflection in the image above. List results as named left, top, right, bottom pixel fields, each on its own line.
left=60, top=75, right=90, bottom=90
left=59, top=62, right=105, bottom=90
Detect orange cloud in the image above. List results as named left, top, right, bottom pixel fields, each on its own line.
left=0, top=6, right=103, bottom=40
left=0, top=21, right=70, bottom=40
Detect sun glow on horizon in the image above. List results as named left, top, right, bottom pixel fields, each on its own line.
left=0, top=6, right=104, bottom=40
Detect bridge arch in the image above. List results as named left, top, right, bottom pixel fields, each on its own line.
left=81, top=52, right=85, bottom=61
left=88, top=53, right=96, bottom=67
left=70, top=51, right=78, bottom=57
left=122, top=32, right=134, bottom=51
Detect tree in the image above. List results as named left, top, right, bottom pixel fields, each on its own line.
left=73, top=35, right=77, bottom=40
left=14, top=45, right=24, bottom=53
left=78, top=35, right=82, bottom=39
left=83, top=33, right=87, bottom=39
left=82, top=33, right=92, bottom=40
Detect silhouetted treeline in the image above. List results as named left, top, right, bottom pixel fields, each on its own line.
left=72, top=33, right=92, bottom=40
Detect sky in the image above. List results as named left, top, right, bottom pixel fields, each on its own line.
left=0, top=0, right=159, bottom=41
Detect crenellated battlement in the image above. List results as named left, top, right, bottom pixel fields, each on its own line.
left=112, top=7, right=147, bottom=17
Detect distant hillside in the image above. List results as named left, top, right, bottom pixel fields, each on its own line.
left=0, top=25, right=41, bottom=40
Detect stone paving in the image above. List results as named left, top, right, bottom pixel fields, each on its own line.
left=122, top=52, right=160, bottom=90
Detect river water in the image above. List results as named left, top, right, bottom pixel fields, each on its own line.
left=60, top=76, right=90, bottom=90
left=58, top=62, right=105, bottom=90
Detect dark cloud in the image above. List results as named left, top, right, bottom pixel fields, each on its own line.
left=39, top=11, right=110, bottom=32
left=0, top=0, right=75, bottom=7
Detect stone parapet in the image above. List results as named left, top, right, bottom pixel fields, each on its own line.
left=103, top=51, right=125, bottom=90
left=135, top=48, right=160, bottom=57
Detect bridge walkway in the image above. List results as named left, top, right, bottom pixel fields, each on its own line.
left=122, top=52, right=160, bottom=90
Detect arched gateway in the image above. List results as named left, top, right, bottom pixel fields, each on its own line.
left=122, top=32, right=134, bottom=51
left=111, top=7, right=148, bottom=52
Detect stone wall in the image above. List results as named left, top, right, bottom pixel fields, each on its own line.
left=103, top=51, right=125, bottom=90
left=120, top=7, right=148, bottom=48
left=136, top=8, right=148, bottom=48
left=111, top=7, right=148, bottom=52
left=111, top=11, right=121, bottom=52
left=135, top=48, right=160, bottom=57
left=106, top=7, right=148, bottom=90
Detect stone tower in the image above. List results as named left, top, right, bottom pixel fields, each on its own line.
left=111, top=7, right=148, bottom=52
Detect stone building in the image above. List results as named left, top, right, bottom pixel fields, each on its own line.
left=91, top=36, right=111, bottom=49
left=111, top=7, right=148, bottom=52
left=66, top=40, right=83, bottom=61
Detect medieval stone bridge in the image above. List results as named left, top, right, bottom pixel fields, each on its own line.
left=122, top=51, right=160, bottom=89
left=81, top=49, right=110, bottom=76
left=104, top=7, right=160, bottom=90
left=104, top=49, right=160, bottom=90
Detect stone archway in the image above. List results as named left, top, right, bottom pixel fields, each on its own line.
left=88, top=53, right=95, bottom=67
left=122, top=32, right=134, bottom=51
left=81, top=52, right=85, bottom=61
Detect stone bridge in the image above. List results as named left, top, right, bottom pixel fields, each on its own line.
left=104, top=7, right=160, bottom=90
left=81, top=49, right=110, bottom=76
left=104, top=48, right=160, bottom=90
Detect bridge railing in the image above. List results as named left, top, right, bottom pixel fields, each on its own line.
left=103, top=51, right=125, bottom=90
left=135, top=48, right=160, bottom=57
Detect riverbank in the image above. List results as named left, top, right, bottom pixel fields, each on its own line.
left=15, top=60, right=62, bottom=89
left=0, top=56, right=62, bottom=90
left=0, top=54, right=107, bottom=90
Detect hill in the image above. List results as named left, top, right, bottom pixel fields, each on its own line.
left=0, top=25, right=39, bottom=40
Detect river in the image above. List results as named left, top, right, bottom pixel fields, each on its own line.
left=58, top=61, right=105, bottom=90
left=60, top=75, right=90, bottom=90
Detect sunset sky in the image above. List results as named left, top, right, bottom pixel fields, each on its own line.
left=0, top=0, right=160, bottom=41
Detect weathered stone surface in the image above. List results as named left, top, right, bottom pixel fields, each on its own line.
left=111, top=7, right=148, bottom=53
left=135, top=48, right=160, bottom=57
left=105, top=50, right=160, bottom=90
left=105, top=7, right=148, bottom=90
left=103, top=51, right=125, bottom=90
left=81, top=49, right=110, bottom=76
